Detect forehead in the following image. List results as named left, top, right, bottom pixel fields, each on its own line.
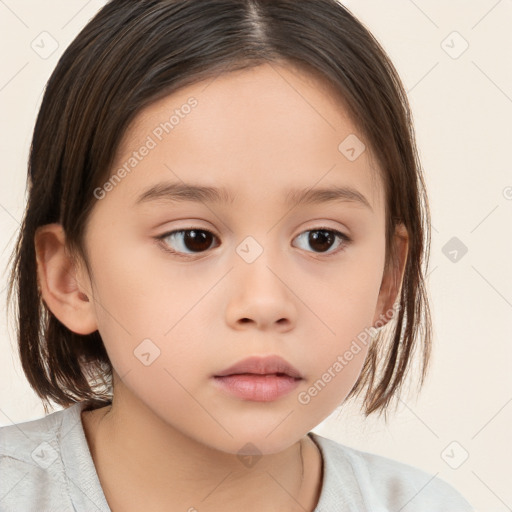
left=104, top=62, right=383, bottom=213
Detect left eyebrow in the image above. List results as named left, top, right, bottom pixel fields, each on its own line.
left=134, top=181, right=373, bottom=212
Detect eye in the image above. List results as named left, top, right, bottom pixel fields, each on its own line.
left=156, top=227, right=351, bottom=259
left=293, top=228, right=351, bottom=256
left=156, top=229, right=219, bottom=258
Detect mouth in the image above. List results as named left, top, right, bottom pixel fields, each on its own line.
left=214, top=355, right=303, bottom=380
left=211, top=373, right=302, bottom=402
left=212, top=355, right=303, bottom=402
left=220, top=372, right=301, bottom=378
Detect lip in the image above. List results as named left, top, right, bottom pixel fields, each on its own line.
left=212, top=374, right=301, bottom=402
left=212, top=355, right=303, bottom=402
left=213, top=355, right=303, bottom=379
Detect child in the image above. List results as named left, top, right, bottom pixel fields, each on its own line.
left=1, top=0, right=474, bottom=510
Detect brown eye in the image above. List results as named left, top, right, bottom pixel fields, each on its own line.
left=159, top=229, right=218, bottom=256
left=293, top=228, right=350, bottom=255
left=157, top=226, right=351, bottom=259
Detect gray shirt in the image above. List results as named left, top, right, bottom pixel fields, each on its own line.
left=0, top=401, right=474, bottom=511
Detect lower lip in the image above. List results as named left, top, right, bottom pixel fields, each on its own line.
left=212, top=374, right=302, bottom=402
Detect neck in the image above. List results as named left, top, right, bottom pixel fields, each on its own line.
left=81, top=393, right=323, bottom=512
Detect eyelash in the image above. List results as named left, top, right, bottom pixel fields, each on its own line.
left=155, top=226, right=352, bottom=260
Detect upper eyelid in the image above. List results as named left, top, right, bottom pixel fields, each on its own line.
left=158, top=225, right=349, bottom=238
left=157, top=217, right=350, bottom=234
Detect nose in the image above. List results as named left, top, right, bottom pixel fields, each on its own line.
left=224, top=248, right=298, bottom=332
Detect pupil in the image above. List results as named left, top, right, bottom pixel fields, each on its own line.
left=310, top=230, right=333, bottom=252
left=185, top=230, right=212, bottom=252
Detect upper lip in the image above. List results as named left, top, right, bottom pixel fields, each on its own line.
left=214, top=355, right=303, bottom=379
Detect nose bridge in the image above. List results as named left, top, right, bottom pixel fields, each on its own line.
left=234, top=232, right=283, bottom=291
left=226, top=231, right=297, bottom=330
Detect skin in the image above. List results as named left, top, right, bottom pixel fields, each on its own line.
left=35, top=62, right=408, bottom=511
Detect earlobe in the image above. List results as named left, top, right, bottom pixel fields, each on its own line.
left=34, top=223, right=97, bottom=335
left=372, top=223, right=409, bottom=329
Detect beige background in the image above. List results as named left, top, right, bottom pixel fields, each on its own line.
left=1, top=1, right=511, bottom=510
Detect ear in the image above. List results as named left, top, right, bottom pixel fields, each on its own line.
left=34, top=223, right=98, bottom=335
left=372, top=223, right=409, bottom=329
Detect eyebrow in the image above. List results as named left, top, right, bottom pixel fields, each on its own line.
left=135, top=181, right=373, bottom=211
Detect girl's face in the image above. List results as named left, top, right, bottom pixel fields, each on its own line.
left=77, top=62, right=404, bottom=454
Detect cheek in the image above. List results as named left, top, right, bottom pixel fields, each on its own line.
left=293, top=289, right=377, bottom=422
left=307, top=251, right=384, bottom=335
left=88, top=236, right=213, bottom=373
left=295, top=250, right=384, bottom=389
left=90, top=229, right=198, bottom=322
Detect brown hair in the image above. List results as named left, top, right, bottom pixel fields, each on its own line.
left=6, top=0, right=432, bottom=419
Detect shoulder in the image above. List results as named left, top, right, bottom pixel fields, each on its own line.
left=0, top=405, right=67, bottom=460
left=0, top=405, right=79, bottom=511
left=309, top=432, right=475, bottom=512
